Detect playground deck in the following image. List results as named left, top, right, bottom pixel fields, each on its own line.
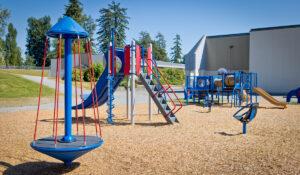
left=0, top=98, right=299, bottom=174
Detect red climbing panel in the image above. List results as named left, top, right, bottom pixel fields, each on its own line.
left=124, top=45, right=130, bottom=76
left=136, top=45, right=141, bottom=75
left=147, top=46, right=152, bottom=75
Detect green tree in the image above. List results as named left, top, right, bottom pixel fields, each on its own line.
left=64, top=0, right=96, bottom=36
left=0, top=6, right=10, bottom=37
left=96, top=1, right=129, bottom=53
left=0, top=7, right=10, bottom=65
left=23, top=55, right=35, bottom=66
left=136, top=31, right=152, bottom=48
left=136, top=31, right=168, bottom=61
left=135, top=31, right=152, bottom=60
left=64, top=0, right=83, bottom=23
left=26, top=16, right=51, bottom=66
left=153, top=32, right=168, bottom=61
left=64, top=0, right=96, bottom=52
left=0, top=39, right=6, bottom=65
left=5, top=23, right=21, bottom=66
left=170, top=34, right=183, bottom=63
left=82, top=15, right=96, bottom=51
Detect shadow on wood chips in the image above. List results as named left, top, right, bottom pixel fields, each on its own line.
left=0, top=161, right=80, bottom=175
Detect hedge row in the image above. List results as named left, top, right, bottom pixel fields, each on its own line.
left=72, top=64, right=185, bottom=86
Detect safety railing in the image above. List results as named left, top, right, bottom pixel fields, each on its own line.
left=144, top=55, right=183, bottom=116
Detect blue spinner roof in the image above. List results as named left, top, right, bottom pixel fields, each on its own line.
left=47, top=16, right=88, bottom=38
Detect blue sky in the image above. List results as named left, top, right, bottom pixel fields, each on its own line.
left=1, top=0, right=300, bottom=57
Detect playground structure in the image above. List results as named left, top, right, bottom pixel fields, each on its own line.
left=131, top=42, right=183, bottom=124
left=184, top=71, right=260, bottom=134
left=31, top=16, right=183, bottom=166
left=184, top=71, right=258, bottom=108
left=184, top=70, right=289, bottom=133
left=31, top=17, right=104, bottom=166
left=73, top=31, right=183, bottom=125
left=286, top=87, right=300, bottom=103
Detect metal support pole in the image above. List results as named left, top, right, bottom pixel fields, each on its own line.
left=126, top=77, right=130, bottom=119
left=242, top=122, right=247, bottom=134
left=107, top=28, right=115, bottom=124
left=62, top=37, right=74, bottom=142
left=148, top=44, right=152, bottom=121
left=130, top=40, right=136, bottom=125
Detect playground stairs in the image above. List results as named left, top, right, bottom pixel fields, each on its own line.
left=139, top=72, right=179, bottom=124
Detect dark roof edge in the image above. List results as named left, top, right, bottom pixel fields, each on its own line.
left=207, top=33, right=249, bottom=39
left=250, top=24, right=300, bottom=32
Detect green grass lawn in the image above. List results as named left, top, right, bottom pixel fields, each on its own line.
left=0, top=71, right=54, bottom=98
left=0, top=69, right=49, bottom=76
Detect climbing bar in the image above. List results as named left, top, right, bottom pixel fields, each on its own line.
left=87, top=40, right=102, bottom=137
left=54, top=35, right=62, bottom=145
left=78, top=36, right=86, bottom=144
left=33, top=37, right=49, bottom=141
left=73, top=42, right=79, bottom=135
left=52, top=38, right=60, bottom=137
left=85, top=40, right=99, bottom=136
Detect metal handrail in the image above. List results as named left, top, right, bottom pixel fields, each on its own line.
left=145, top=55, right=183, bottom=115
left=151, top=57, right=183, bottom=114
left=143, top=59, right=176, bottom=116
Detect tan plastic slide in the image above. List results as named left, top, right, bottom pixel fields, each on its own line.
left=253, top=87, right=287, bottom=109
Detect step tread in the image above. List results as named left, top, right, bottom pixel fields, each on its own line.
left=139, top=73, right=179, bottom=124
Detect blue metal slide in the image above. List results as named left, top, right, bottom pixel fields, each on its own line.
left=72, top=49, right=125, bottom=110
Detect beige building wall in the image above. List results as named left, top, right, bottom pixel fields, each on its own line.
left=249, top=27, right=300, bottom=94
left=205, top=34, right=249, bottom=71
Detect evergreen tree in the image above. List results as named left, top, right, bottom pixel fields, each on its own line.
left=0, top=6, right=10, bottom=37
left=96, top=1, right=129, bottom=53
left=64, top=0, right=96, bottom=51
left=136, top=32, right=168, bottom=61
left=5, top=23, right=21, bottom=66
left=82, top=14, right=96, bottom=51
left=170, top=34, right=183, bottom=63
left=154, top=32, right=168, bottom=61
left=64, top=0, right=83, bottom=23
left=0, top=7, right=10, bottom=65
left=155, top=32, right=166, bottom=50
left=26, top=16, right=51, bottom=66
left=0, top=39, right=6, bottom=65
left=136, top=31, right=152, bottom=48
left=135, top=31, right=152, bottom=59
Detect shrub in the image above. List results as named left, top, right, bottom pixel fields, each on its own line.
left=119, top=76, right=129, bottom=88
left=72, top=68, right=81, bottom=81
left=159, top=68, right=185, bottom=85
left=83, top=64, right=104, bottom=82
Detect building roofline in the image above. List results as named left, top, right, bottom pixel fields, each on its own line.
left=250, top=24, right=300, bottom=32
left=207, top=33, right=249, bottom=39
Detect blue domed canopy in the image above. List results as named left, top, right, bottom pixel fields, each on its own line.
left=47, top=16, right=88, bottom=39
